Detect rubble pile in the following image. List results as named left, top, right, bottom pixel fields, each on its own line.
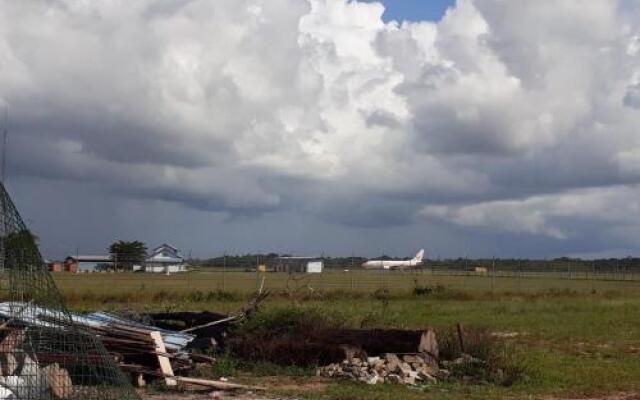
left=318, top=353, right=449, bottom=386
left=319, top=353, right=502, bottom=386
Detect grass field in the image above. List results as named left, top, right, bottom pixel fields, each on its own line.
left=50, top=271, right=640, bottom=399
left=52, top=270, right=640, bottom=308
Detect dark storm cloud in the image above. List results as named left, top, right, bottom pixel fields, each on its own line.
left=1, top=0, right=640, bottom=258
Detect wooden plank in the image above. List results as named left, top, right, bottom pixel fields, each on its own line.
left=42, top=363, right=74, bottom=399
left=119, top=366, right=263, bottom=390
left=150, top=331, right=177, bottom=386
left=3, top=353, right=17, bottom=376
left=418, top=329, right=439, bottom=367
left=172, top=376, right=264, bottom=391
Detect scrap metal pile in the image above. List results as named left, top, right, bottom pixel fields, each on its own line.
left=0, top=303, right=258, bottom=393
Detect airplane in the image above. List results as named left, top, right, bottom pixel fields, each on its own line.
left=361, top=249, right=425, bottom=270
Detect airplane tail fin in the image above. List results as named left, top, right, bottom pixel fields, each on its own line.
left=413, top=249, right=425, bottom=262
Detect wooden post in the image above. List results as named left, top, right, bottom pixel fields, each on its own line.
left=418, top=329, right=439, bottom=367
left=456, top=323, right=466, bottom=354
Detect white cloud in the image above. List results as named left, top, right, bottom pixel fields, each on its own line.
left=1, top=0, right=640, bottom=254
left=420, top=185, right=640, bottom=240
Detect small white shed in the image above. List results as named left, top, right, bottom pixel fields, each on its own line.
left=306, top=261, right=324, bottom=274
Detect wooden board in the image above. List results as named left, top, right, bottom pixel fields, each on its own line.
left=172, top=376, right=264, bottom=391
left=42, top=363, right=73, bottom=399
left=150, top=331, right=177, bottom=386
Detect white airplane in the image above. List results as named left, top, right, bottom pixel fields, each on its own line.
left=362, top=249, right=425, bottom=270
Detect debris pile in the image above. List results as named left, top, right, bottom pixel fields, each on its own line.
left=0, top=330, right=74, bottom=399
left=0, top=302, right=264, bottom=393
left=316, top=328, right=445, bottom=386
left=318, top=353, right=450, bottom=386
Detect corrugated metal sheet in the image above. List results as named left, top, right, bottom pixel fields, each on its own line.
left=0, top=302, right=194, bottom=353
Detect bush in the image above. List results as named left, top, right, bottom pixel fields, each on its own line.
left=228, top=307, right=347, bottom=366
left=235, top=306, right=337, bottom=337
left=437, top=326, right=527, bottom=386
left=412, top=281, right=446, bottom=296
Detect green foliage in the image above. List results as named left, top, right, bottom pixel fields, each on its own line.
left=438, top=327, right=528, bottom=386
left=108, top=240, right=147, bottom=270
left=4, top=229, right=39, bottom=258
left=412, top=280, right=448, bottom=296
left=236, top=306, right=339, bottom=337
left=206, top=353, right=315, bottom=378
left=208, top=354, right=239, bottom=377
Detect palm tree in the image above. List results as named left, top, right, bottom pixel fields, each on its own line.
left=109, top=240, right=147, bottom=271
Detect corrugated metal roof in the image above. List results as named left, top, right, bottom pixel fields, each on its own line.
left=68, top=255, right=113, bottom=262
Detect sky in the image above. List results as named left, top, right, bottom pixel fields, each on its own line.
left=1, top=0, right=640, bottom=259
left=366, top=0, right=455, bottom=22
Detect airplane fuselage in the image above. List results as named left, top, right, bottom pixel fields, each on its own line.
left=361, top=259, right=423, bottom=270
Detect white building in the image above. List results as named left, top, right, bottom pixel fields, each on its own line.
left=306, top=260, right=324, bottom=274
left=145, top=244, right=188, bottom=273
left=275, top=257, right=324, bottom=273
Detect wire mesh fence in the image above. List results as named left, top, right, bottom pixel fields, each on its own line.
left=0, top=183, right=139, bottom=399
left=50, top=265, right=640, bottom=298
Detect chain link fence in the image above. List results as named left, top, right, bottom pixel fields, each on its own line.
left=51, top=255, right=640, bottom=296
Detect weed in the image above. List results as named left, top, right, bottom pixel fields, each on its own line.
left=208, top=353, right=238, bottom=377
left=438, top=326, right=528, bottom=386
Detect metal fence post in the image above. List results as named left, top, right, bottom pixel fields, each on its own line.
left=222, top=254, right=226, bottom=292
left=491, top=258, right=495, bottom=293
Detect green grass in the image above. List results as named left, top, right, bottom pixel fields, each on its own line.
left=49, top=271, right=640, bottom=399
left=51, top=270, right=640, bottom=310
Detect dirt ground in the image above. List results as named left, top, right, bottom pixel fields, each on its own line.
left=140, top=391, right=640, bottom=400
left=141, top=393, right=299, bottom=400
left=557, top=395, right=640, bottom=400
left=141, top=395, right=282, bottom=400
left=138, top=377, right=326, bottom=400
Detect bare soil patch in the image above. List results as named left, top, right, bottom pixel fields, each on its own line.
left=552, top=394, right=640, bottom=400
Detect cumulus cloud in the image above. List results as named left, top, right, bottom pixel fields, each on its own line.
left=1, top=0, right=640, bottom=255
left=420, top=185, right=640, bottom=240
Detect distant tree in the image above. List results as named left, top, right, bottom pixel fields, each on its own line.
left=109, top=240, right=147, bottom=270
left=4, top=229, right=39, bottom=261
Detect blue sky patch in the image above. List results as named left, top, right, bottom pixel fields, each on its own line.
left=362, top=0, right=455, bottom=22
